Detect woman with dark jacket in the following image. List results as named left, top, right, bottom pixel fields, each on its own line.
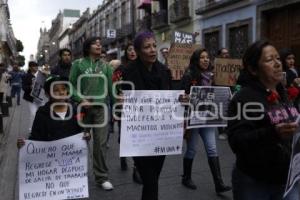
left=180, top=48, right=231, bottom=194
left=121, top=32, right=172, bottom=200
left=227, top=40, right=299, bottom=199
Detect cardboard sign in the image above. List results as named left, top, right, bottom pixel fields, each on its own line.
left=120, top=90, right=185, bottom=157
left=168, top=43, right=200, bottom=80
left=213, top=58, right=243, bottom=86
left=19, top=133, right=89, bottom=200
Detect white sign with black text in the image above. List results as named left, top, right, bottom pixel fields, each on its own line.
left=120, top=90, right=185, bottom=157
left=18, top=133, right=89, bottom=200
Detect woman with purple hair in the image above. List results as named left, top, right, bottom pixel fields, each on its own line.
left=121, top=32, right=172, bottom=200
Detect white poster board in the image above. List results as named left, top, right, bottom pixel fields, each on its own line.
left=187, top=86, right=232, bottom=129
left=120, top=90, right=185, bottom=157
left=19, top=133, right=89, bottom=200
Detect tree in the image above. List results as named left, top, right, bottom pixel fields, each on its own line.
left=16, top=55, right=25, bottom=67
left=16, top=39, right=24, bottom=52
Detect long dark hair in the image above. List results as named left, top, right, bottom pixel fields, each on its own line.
left=188, top=48, right=211, bottom=79
left=82, top=36, right=101, bottom=57
left=121, top=42, right=135, bottom=67
left=279, top=48, right=294, bottom=71
left=243, top=40, right=271, bottom=75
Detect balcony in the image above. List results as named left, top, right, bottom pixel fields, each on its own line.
left=170, top=0, right=191, bottom=23
left=137, top=15, right=152, bottom=32
left=152, top=10, right=168, bottom=30
left=196, top=0, right=241, bottom=15
left=116, top=23, right=134, bottom=40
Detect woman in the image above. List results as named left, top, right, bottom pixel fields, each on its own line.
left=180, top=48, right=231, bottom=194
left=227, top=40, right=299, bottom=200
left=121, top=32, right=172, bottom=200
left=280, top=48, right=299, bottom=87
left=112, top=42, right=142, bottom=184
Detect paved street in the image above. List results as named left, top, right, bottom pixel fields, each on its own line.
left=0, top=97, right=235, bottom=200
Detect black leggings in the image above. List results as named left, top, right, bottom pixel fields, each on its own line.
left=133, top=156, right=165, bottom=200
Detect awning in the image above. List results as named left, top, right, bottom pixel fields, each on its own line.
left=138, top=0, right=151, bottom=9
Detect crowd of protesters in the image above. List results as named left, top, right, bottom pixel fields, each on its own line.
left=6, top=30, right=299, bottom=200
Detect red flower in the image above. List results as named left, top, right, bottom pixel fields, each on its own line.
left=75, top=112, right=85, bottom=121
left=191, top=80, right=197, bottom=86
left=112, top=70, right=122, bottom=83
left=267, top=90, right=280, bottom=104
left=287, top=86, right=299, bottom=101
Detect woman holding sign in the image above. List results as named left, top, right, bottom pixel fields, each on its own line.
left=227, top=41, right=299, bottom=199
left=180, top=48, right=231, bottom=194
left=121, top=32, right=172, bottom=200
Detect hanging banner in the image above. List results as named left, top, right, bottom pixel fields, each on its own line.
left=120, top=90, right=185, bottom=157
left=187, top=86, right=232, bottom=129
left=19, top=133, right=89, bottom=200
left=213, top=58, right=243, bottom=86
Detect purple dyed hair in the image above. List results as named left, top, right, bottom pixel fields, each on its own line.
left=133, top=32, right=155, bottom=51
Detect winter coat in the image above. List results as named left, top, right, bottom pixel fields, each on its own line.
left=122, top=58, right=172, bottom=90
left=22, top=72, right=35, bottom=102
left=29, top=101, right=83, bottom=141
left=51, top=62, right=72, bottom=79
left=227, top=71, right=298, bottom=184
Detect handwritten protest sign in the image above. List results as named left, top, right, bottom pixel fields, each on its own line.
left=31, top=70, right=47, bottom=102
left=187, top=86, right=232, bottom=129
left=213, top=58, right=243, bottom=86
left=19, top=133, right=88, bottom=200
left=172, top=30, right=194, bottom=44
left=284, top=129, right=300, bottom=198
left=168, top=43, right=200, bottom=80
left=120, top=90, right=185, bottom=157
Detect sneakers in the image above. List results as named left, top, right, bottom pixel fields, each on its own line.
left=101, top=181, right=114, bottom=191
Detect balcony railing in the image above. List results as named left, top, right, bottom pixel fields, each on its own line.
left=170, top=0, right=191, bottom=23
left=196, top=0, right=241, bottom=15
left=116, top=23, right=134, bottom=39
left=152, top=10, right=168, bottom=30
left=137, top=15, right=152, bottom=32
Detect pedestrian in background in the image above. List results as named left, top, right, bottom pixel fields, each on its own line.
left=51, top=48, right=72, bottom=79
left=280, top=48, right=299, bottom=87
left=180, top=48, right=231, bottom=194
left=22, top=61, right=42, bottom=132
left=112, top=42, right=142, bottom=184
left=227, top=40, right=299, bottom=200
left=9, top=63, right=23, bottom=105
